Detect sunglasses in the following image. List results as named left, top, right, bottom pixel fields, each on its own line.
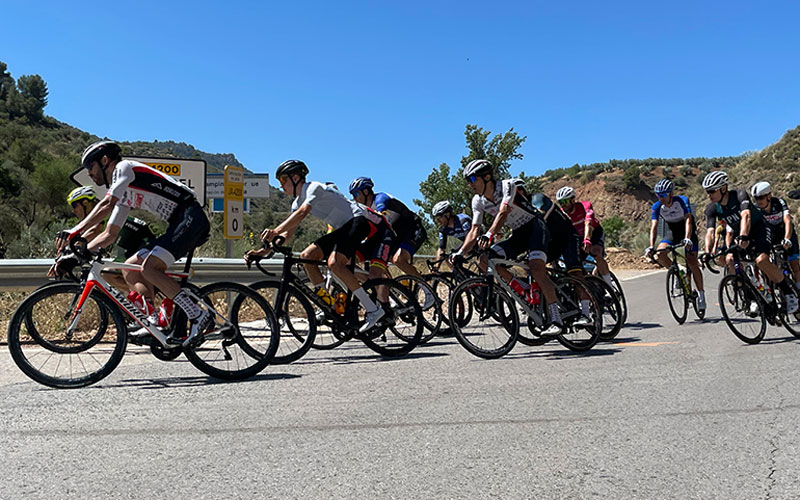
left=557, top=198, right=571, bottom=206
left=656, top=192, right=671, bottom=198
left=466, top=175, right=478, bottom=184
left=279, top=174, right=290, bottom=185
left=755, top=194, right=770, bottom=200
left=705, top=188, right=719, bottom=194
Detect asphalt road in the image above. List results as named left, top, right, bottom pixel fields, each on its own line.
left=1, top=270, right=799, bottom=500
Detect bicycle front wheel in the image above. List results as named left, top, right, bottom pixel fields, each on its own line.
left=585, top=275, right=623, bottom=340
left=718, top=274, right=766, bottom=344
left=449, top=277, right=519, bottom=359
left=356, top=278, right=423, bottom=356
left=7, top=283, right=128, bottom=388
left=395, top=274, right=442, bottom=343
left=553, top=274, right=601, bottom=352
left=250, top=280, right=317, bottom=364
left=666, top=267, right=688, bottom=325
left=183, top=282, right=279, bottom=380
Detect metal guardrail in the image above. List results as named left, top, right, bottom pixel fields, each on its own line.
left=0, top=258, right=285, bottom=292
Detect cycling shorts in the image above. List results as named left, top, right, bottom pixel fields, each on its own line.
left=145, top=201, right=210, bottom=267
left=395, top=218, right=428, bottom=257
left=490, top=217, right=550, bottom=262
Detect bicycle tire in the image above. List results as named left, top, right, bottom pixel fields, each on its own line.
left=449, top=277, right=519, bottom=359
left=776, top=289, right=800, bottom=339
left=395, top=274, right=442, bottom=343
left=355, top=278, right=423, bottom=356
left=666, top=267, right=688, bottom=325
left=691, top=291, right=707, bottom=320
left=552, top=274, right=601, bottom=352
left=250, top=280, right=317, bottom=364
left=608, top=272, right=628, bottom=324
left=718, top=274, right=766, bottom=344
left=183, top=282, right=279, bottom=380
left=7, top=283, right=128, bottom=388
left=585, top=275, right=623, bottom=340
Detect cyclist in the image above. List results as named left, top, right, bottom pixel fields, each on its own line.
left=554, top=186, right=614, bottom=288
left=456, top=159, right=584, bottom=336
left=65, top=186, right=155, bottom=261
left=432, top=200, right=473, bottom=269
left=246, top=161, right=389, bottom=331
left=643, top=179, right=706, bottom=311
left=702, top=171, right=798, bottom=313
left=750, top=181, right=800, bottom=290
left=55, top=141, right=212, bottom=343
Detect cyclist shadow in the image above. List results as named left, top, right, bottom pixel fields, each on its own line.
left=504, top=347, right=622, bottom=360
left=752, top=336, right=799, bottom=345
left=105, top=372, right=302, bottom=390
left=622, top=321, right=661, bottom=330
left=295, top=349, right=450, bottom=367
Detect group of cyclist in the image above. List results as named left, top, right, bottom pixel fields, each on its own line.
left=56, top=140, right=800, bottom=344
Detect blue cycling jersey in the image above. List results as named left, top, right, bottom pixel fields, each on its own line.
left=438, top=213, right=472, bottom=249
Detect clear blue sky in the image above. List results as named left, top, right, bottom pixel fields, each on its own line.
left=5, top=0, right=800, bottom=206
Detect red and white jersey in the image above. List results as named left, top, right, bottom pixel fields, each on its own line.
left=107, top=160, right=197, bottom=227
left=564, top=200, right=600, bottom=236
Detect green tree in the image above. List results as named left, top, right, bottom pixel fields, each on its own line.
left=603, top=215, right=627, bottom=246
left=622, top=165, right=642, bottom=190
left=16, top=74, right=48, bottom=122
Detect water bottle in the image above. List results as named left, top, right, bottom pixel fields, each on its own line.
left=334, top=293, right=347, bottom=315
left=315, top=287, right=336, bottom=306
left=510, top=278, right=529, bottom=297
left=127, top=290, right=154, bottom=316
left=157, top=298, right=174, bottom=328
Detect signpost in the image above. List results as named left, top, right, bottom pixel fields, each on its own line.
left=224, top=165, right=244, bottom=240
left=207, top=173, right=269, bottom=213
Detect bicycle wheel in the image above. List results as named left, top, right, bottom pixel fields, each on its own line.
left=585, top=275, right=623, bottom=340
left=356, top=278, right=423, bottom=356
left=7, top=283, right=128, bottom=388
left=776, top=290, right=800, bottom=339
left=553, top=274, right=602, bottom=352
left=449, top=277, right=519, bottom=359
left=250, top=280, right=317, bottom=364
left=518, top=300, right=549, bottom=346
left=666, top=267, right=688, bottom=325
left=608, top=272, right=628, bottom=324
left=395, top=274, right=442, bottom=343
left=691, top=291, right=707, bottom=320
left=183, top=282, right=279, bottom=380
left=718, top=274, right=766, bottom=344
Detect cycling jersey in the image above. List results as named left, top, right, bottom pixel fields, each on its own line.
left=471, top=179, right=538, bottom=230
left=372, top=192, right=419, bottom=237
left=704, top=189, right=764, bottom=235
left=651, top=195, right=697, bottom=245
left=293, top=181, right=381, bottom=228
left=107, top=160, right=197, bottom=227
left=564, top=201, right=601, bottom=236
left=438, top=213, right=472, bottom=250
left=759, top=197, right=791, bottom=233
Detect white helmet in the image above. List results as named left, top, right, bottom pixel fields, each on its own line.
left=431, top=201, right=452, bottom=217
left=750, top=181, right=771, bottom=198
left=702, top=171, right=728, bottom=191
left=464, top=159, right=493, bottom=178
left=555, top=186, right=576, bottom=201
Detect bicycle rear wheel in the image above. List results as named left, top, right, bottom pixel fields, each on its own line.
left=183, top=282, right=279, bottom=380
left=356, top=278, right=423, bottom=356
left=7, top=283, right=128, bottom=388
left=718, top=275, right=766, bottom=344
left=666, top=267, right=688, bottom=325
left=396, top=274, right=442, bottom=343
left=608, top=272, right=628, bottom=324
left=553, top=274, right=601, bottom=352
left=585, top=275, right=623, bottom=340
left=250, top=280, right=317, bottom=364
left=449, top=277, right=519, bottom=359
left=776, top=289, right=800, bottom=339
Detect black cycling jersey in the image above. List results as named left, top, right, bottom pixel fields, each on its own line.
left=373, top=192, right=419, bottom=238
left=758, top=197, right=792, bottom=236
left=704, top=188, right=764, bottom=236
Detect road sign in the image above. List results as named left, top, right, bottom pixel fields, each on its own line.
left=70, top=156, right=207, bottom=205
left=224, top=165, right=244, bottom=239
left=206, top=173, right=270, bottom=199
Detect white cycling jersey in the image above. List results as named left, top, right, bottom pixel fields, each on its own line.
left=292, top=181, right=381, bottom=228
left=471, top=179, right=536, bottom=230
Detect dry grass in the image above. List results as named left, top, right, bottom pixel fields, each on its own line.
left=0, top=292, right=30, bottom=344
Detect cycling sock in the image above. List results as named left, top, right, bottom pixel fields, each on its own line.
left=174, top=289, right=201, bottom=320
left=601, top=273, right=613, bottom=287
left=779, top=278, right=796, bottom=296
left=353, top=287, right=378, bottom=313
left=580, top=299, right=591, bottom=316
left=548, top=302, right=562, bottom=325
left=699, top=290, right=706, bottom=301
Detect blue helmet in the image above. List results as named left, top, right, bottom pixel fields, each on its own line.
left=349, top=177, right=374, bottom=196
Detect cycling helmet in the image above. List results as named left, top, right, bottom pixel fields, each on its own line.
left=431, top=201, right=452, bottom=217
left=654, top=179, right=674, bottom=196
left=275, top=159, right=309, bottom=179
left=348, top=177, right=374, bottom=196
left=81, top=140, right=121, bottom=169
left=750, top=181, right=771, bottom=198
left=702, top=171, right=728, bottom=191
left=555, top=186, right=576, bottom=201
left=67, top=186, right=98, bottom=205
left=463, top=159, right=494, bottom=179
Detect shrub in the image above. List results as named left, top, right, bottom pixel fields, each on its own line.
left=603, top=215, right=627, bottom=246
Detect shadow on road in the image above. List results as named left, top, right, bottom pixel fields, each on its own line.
left=503, top=347, right=622, bottom=360
left=623, top=321, right=662, bottom=330
left=101, top=372, right=302, bottom=390
left=751, top=335, right=799, bottom=345
left=294, top=350, right=450, bottom=367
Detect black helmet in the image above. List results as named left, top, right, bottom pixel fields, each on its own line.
left=81, top=140, right=121, bottom=169
left=276, top=159, right=309, bottom=179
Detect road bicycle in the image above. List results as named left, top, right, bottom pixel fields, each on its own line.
left=247, top=238, right=423, bottom=357
left=650, top=244, right=706, bottom=324
left=7, top=238, right=279, bottom=388
left=580, top=254, right=627, bottom=325
left=705, top=244, right=800, bottom=344
left=447, top=252, right=602, bottom=359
